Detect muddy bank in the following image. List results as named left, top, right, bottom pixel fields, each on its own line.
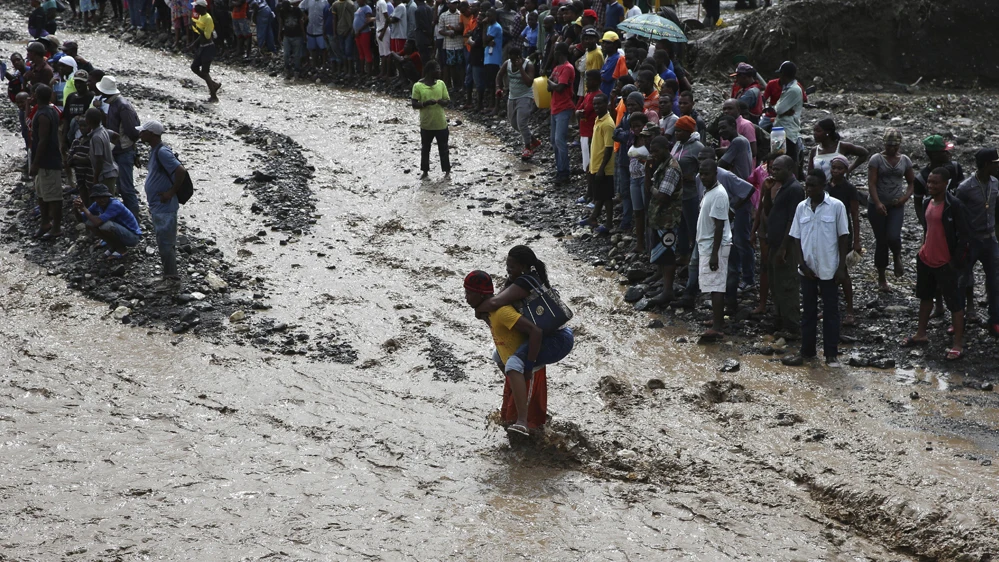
left=689, top=0, right=999, bottom=87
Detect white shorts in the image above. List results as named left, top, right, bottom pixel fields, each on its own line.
left=377, top=32, right=392, bottom=57
left=698, top=244, right=731, bottom=294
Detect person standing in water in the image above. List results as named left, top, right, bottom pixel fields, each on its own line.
left=411, top=60, right=451, bottom=180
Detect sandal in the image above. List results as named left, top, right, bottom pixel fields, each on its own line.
left=900, top=337, right=929, bottom=348
left=594, top=225, right=610, bottom=236
left=506, top=423, right=529, bottom=436
left=945, top=347, right=964, bottom=361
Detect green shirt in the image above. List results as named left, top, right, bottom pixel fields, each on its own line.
left=411, top=80, right=450, bottom=131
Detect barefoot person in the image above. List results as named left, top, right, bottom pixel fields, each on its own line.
left=696, top=156, right=732, bottom=340
left=901, top=168, right=971, bottom=361
left=29, top=84, right=63, bottom=240
left=867, top=128, right=914, bottom=292
left=411, top=60, right=451, bottom=180
left=190, top=0, right=222, bottom=102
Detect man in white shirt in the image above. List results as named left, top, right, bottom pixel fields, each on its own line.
left=784, top=169, right=850, bottom=367
left=695, top=156, right=732, bottom=341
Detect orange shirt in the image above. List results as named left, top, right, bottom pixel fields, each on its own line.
left=461, top=14, right=477, bottom=51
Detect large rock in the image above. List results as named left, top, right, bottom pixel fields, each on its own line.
left=204, top=272, right=228, bottom=291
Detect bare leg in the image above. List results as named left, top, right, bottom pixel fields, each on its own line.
left=506, top=371, right=530, bottom=427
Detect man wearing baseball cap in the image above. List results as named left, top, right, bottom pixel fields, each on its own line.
left=914, top=134, right=964, bottom=227
left=729, top=62, right=763, bottom=122
left=73, top=182, right=142, bottom=258
left=138, top=120, right=189, bottom=292
left=956, top=148, right=999, bottom=337
left=24, top=42, right=54, bottom=90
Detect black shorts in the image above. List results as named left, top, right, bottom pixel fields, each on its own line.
left=916, top=254, right=963, bottom=311
left=592, top=173, right=614, bottom=201
left=192, top=43, right=216, bottom=73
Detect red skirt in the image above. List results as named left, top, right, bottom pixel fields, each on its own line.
left=501, top=367, right=548, bottom=430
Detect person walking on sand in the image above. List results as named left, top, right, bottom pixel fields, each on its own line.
left=189, top=0, right=222, bottom=102
left=782, top=170, right=850, bottom=368
left=867, top=127, right=914, bottom=293
left=901, top=167, right=972, bottom=361
left=411, top=60, right=451, bottom=180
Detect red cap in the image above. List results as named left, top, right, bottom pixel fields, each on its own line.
left=582, top=8, right=597, bottom=19
left=463, top=270, right=495, bottom=295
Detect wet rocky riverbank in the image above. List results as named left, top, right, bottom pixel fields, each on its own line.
left=1, top=10, right=998, bottom=561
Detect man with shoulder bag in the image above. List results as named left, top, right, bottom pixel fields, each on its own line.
left=138, top=120, right=190, bottom=293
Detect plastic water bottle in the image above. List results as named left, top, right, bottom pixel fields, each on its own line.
left=771, top=126, right=786, bottom=155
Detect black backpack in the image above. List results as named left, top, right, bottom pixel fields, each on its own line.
left=153, top=144, right=194, bottom=205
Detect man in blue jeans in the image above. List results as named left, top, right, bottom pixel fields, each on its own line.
left=547, top=43, right=574, bottom=184
left=138, top=120, right=188, bottom=293
left=956, top=148, right=999, bottom=336
left=96, top=75, right=142, bottom=219
left=73, top=183, right=142, bottom=258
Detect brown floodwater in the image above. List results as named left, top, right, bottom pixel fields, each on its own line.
left=1, top=18, right=997, bottom=560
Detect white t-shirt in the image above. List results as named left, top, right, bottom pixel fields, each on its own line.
left=626, top=6, right=641, bottom=19
left=390, top=3, right=408, bottom=39
left=696, top=184, right=732, bottom=257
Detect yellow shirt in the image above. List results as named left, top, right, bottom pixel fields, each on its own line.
left=489, top=305, right=525, bottom=364
left=585, top=48, right=605, bottom=72
left=194, top=12, right=215, bottom=40
left=590, top=113, right=615, bottom=175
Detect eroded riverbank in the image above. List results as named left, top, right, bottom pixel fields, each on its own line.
left=1, top=16, right=997, bottom=560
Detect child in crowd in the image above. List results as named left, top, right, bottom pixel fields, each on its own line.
left=575, top=69, right=600, bottom=203
left=627, top=119, right=655, bottom=254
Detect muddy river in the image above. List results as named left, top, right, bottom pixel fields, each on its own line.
left=1, top=19, right=997, bottom=561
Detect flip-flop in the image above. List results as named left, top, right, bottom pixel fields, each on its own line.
left=900, top=337, right=929, bottom=348
left=506, top=424, right=529, bottom=436
left=945, top=347, right=964, bottom=361
left=594, top=225, right=610, bottom=236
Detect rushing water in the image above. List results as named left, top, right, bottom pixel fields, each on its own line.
left=1, top=18, right=997, bottom=560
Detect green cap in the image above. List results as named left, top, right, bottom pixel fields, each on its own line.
left=922, top=134, right=952, bottom=152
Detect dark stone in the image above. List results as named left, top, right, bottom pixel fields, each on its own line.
left=870, top=357, right=896, bottom=369
left=634, top=297, right=656, bottom=311
left=982, top=382, right=994, bottom=392
left=110, top=265, right=126, bottom=277
left=720, top=359, right=741, bottom=373
left=647, top=319, right=665, bottom=329
left=177, top=293, right=194, bottom=303
left=646, top=378, right=666, bottom=390
left=910, top=391, right=920, bottom=400
left=848, top=356, right=869, bottom=367
left=625, top=267, right=651, bottom=283
left=624, top=285, right=647, bottom=303
left=252, top=170, right=277, bottom=182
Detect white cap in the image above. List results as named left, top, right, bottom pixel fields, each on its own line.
left=136, top=120, right=165, bottom=135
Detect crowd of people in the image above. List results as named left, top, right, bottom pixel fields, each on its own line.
left=5, top=31, right=189, bottom=292
left=7, top=0, right=999, bottom=372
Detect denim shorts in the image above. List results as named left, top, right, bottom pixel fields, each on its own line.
left=493, top=327, right=574, bottom=376
left=629, top=176, right=646, bottom=211
left=100, top=220, right=141, bottom=247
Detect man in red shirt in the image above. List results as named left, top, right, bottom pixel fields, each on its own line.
left=760, top=76, right=807, bottom=131
left=901, top=168, right=972, bottom=361
left=547, top=42, right=574, bottom=185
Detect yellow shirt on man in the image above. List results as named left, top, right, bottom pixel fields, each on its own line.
left=489, top=305, right=526, bottom=364
left=589, top=113, right=615, bottom=175
left=194, top=12, right=215, bottom=40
